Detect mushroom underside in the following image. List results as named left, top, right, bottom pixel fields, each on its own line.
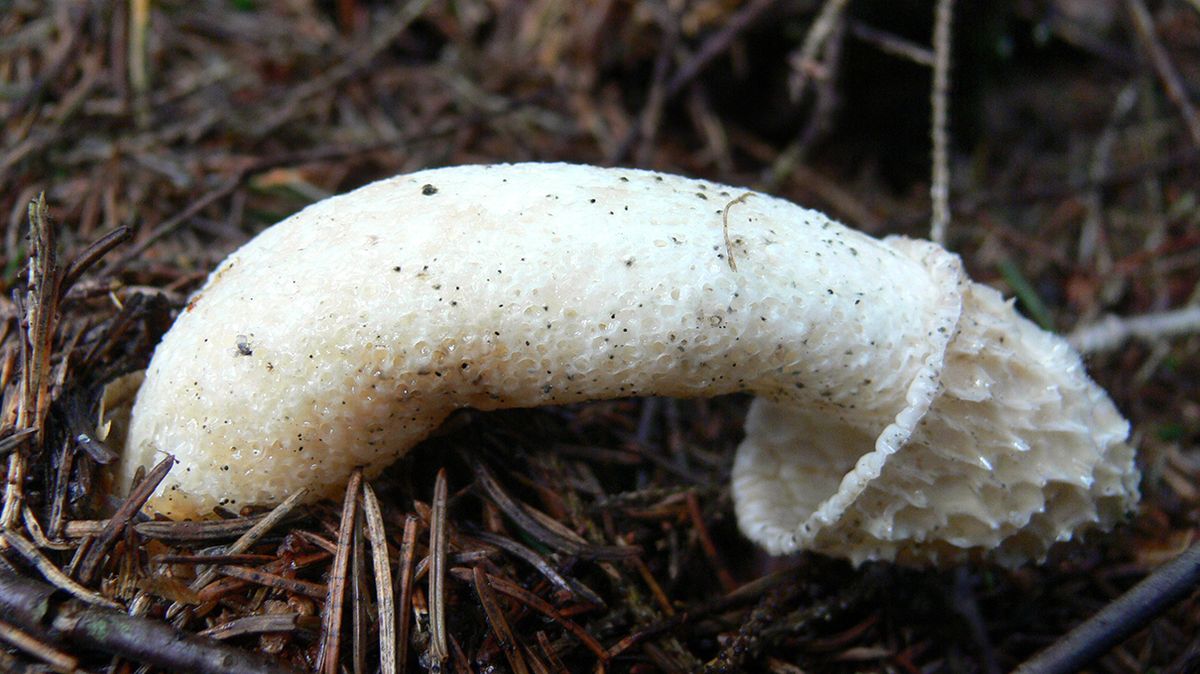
left=733, top=281, right=1137, bottom=566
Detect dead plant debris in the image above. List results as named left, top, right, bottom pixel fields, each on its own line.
left=2, top=1, right=1200, bottom=672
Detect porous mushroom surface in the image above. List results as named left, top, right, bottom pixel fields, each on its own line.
left=119, top=162, right=1139, bottom=565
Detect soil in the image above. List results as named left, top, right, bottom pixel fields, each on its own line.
left=1, top=1, right=1198, bottom=672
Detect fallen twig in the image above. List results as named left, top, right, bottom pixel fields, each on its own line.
left=1014, top=542, right=1200, bottom=674
left=0, top=567, right=297, bottom=674
left=1, top=529, right=121, bottom=609
left=1068, top=306, right=1200, bottom=353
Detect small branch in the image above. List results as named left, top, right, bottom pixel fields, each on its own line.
left=929, top=0, right=955, bottom=246
left=1, top=530, right=122, bottom=609
left=1068, top=306, right=1200, bottom=353
left=847, top=20, right=935, bottom=66
left=1125, top=0, right=1200, bottom=147
left=1014, top=542, right=1200, bottom=674
left=787, top=0, right=852, bottom=100
left=0, top=568, right=297, bottom=674
left=769, top=3, right=849, bottom=188
left=0, top=617, right=79, bottom=672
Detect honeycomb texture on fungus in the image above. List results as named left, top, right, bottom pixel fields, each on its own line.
left=119, top=163, right=1139, bottom=565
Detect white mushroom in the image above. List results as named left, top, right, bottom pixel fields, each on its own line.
left=118, top=163, right=1139, bottom=565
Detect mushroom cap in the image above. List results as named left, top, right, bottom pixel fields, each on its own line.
left=734, top=275, right=1138, bottom=565
left=119, top=162, right=1138, bottom=565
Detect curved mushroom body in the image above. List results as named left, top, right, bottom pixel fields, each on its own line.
left=120, top=163, right=1138, bottom=565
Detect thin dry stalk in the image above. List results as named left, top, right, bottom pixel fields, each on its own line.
left=0, top=568, right=296, bottom=674
left=472, top=564, right=530, bottom=674
left=0, top=617, right=78, bottom=672
left=1, top=530, right=121, bottom=609
left=252, top=0, right=437, bottom=137
left=483, top=571, right=609, bottom=662
left=200, top=613, right=319, bottom=640
left=318, top=468, right=363, bottom=674
left=396, top=514, right=420, bottom=674
left=1125, top=0, right=1200, bottom=146
left=128, top=0, right=150, bottom=124
left=628, top=548, right=675, bottom=617
left=218, top=565, right=327, bottom=599
left=6, top=209, right=130, bottom=536
left=848, top=20, right=935, bottom=66
left=1069, top=305, right=1200, bottom=353
left=21, top=506, right=70, bottom=552
left=929, top=0, right=955, bottom=246
left=536, top=630, right=571, bottom=674
left=75, top=452, right=173, bottom=585
left=427, top=468, right=450, bottom=667
left=0, top=428, right=36, bottom=459
left=4, top=197, right=60, bottom=531
left=351, top=499, right=369, bottom=674
left=721, top=193, right=753, bottom=273
left=685, top=492, right=737, bottom=594
left=632, top=3, right=679, bottom=165
left=787, top=0, right=852, bottom=100
left=468, top=530, right=603, bottom=606
left=612, top=0, right=781, bottom=163
left=363, top=484, right=397, bottom=674
left=167, top=487, right=309, bottom=619
left=472, top=457, right=637, bottom=560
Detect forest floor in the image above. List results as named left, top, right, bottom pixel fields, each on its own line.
left=1, top=1, right=1199, bottom=672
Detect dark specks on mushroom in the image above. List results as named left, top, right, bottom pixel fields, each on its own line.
left=121, top=162, right=1136, bottom=567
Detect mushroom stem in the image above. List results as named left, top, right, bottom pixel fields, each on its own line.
left=119, top=163, right=1138, bottom=565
